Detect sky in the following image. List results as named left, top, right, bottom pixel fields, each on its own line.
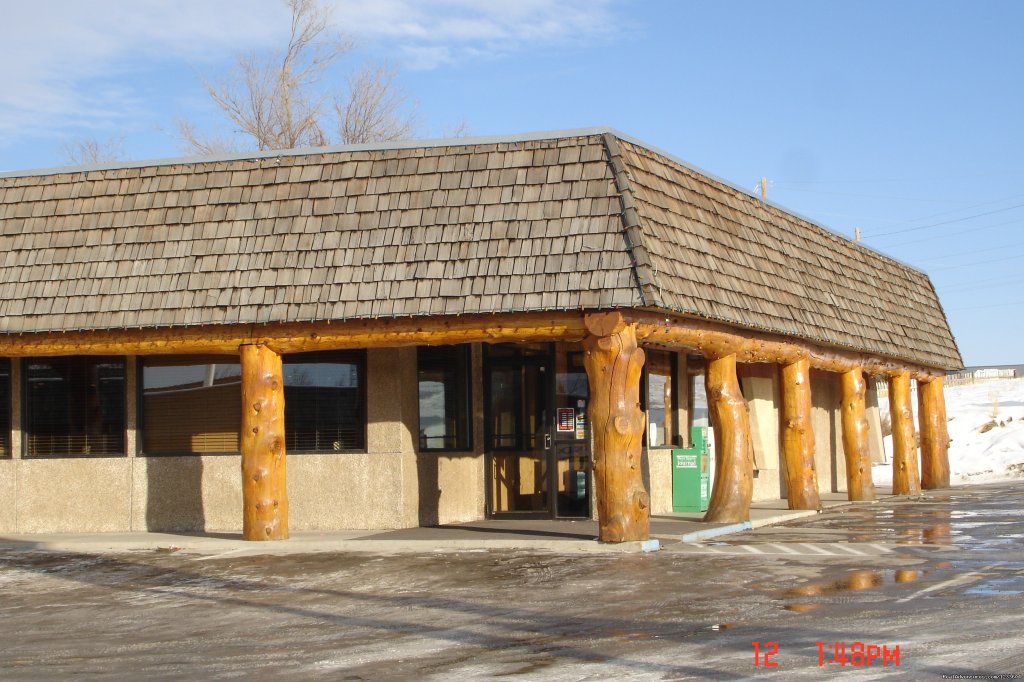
left=1, top=0, right=1022, bottom=366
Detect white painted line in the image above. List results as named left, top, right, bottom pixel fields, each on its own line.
left=895, top=564, right=1003, bottom=603
left=868, top=544, right=893, bottom=553
left=771, top=543, right=804, bottom=555
left=740, top=545, right=764, bottom=554
left=830, top=544, right=868, bottom=556
left=799, top=543, right=835, bottom=555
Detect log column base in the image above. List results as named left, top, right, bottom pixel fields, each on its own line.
left=890, top=372, right=921, bottom=497
left=702, top=354, right=753, bottom=524
left=583, top=312, right=650, bottom=543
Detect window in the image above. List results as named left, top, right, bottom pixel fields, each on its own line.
left=140, top=356, right=241, bottom=455
left=140, top=351, right=366, bottom=455
left=24, top=356, right=125, bottom=458
left=418, top=345, right=472, bottom=451
left=0, top=359, right=9, bottom=458
left=690, top=357, right=709, bottom=430
left=284, top=350, right=366, bottom=452
left=644, top=350, right=678, bottom=448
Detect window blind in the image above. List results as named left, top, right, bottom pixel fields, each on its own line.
left=24, top=357, right=125, bottom=458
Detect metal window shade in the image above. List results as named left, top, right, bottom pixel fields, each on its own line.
left=283, top=350, right=366, bottom=452
left=0, top=360, right=9, bottom=457
left=24, top=357, right=126, bottom=458
left=141, top=357, right=241, bottom=455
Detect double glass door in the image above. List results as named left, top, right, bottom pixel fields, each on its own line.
left=485, top=344, right=590, bottom=518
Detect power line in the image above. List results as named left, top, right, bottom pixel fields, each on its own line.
left=916, top=241, right=1024, bottom=263
left=946, top=299, right=1024, bottom=312
left=867, top=217, right=1021, bottom=249
left=870, top=202, right=1024, bottom=238
left=929, top=253, right=1023, bottom=271
left=937, top=273, right=1024, bottom=295
left=775, top=186, right=971, bottom=204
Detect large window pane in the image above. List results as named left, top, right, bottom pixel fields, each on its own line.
left=141, top=356, right=241, bottom=455
left=418, top=345, right=472, bottom=451
left=646, top=350, right=677, bottom=448
left=24, top=356, right=125, bottom=458
left=284, top=350, right=365, bottom=452
left=0, top=359, right=9, bottom=458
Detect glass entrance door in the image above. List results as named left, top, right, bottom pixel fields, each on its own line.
left=486, top=346, right=551, bottom=515
left=553, top=350, right=590, bottom=518
left=485, top=344, right=592, bottom=519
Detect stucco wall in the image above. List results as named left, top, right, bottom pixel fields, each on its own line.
left=645, top=448, right=674, bottom=515
left=0, top=461, right=17, bottom=532
left=1, top=346, right=470, bottom=534
left=416, top=343, right=485, bottom=526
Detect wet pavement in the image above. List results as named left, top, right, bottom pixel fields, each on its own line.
left=1, top=482, right=1022, bottom=680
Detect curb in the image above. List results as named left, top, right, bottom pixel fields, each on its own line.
left=677, top=508, right=825, bottom=543
left=0, top=536, right=664, bottom=556
left=679, top=522, right=752, bottom=542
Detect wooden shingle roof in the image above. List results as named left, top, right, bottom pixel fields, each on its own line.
left=0, top=128, right=961, bottom=370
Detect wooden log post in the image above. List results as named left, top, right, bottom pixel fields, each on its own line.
left=840, top=368, right=877, bottom=501
left=918, top=376, right=951, bottom=489
left=703, top=354, right=754, bottom=523
left=240, top=343, right=289, bottom=540
left=582, top=312, right=650, bottom=542
left=890, top=372, right=921, bottom=496
left=781, top=358, right=821, bottom=510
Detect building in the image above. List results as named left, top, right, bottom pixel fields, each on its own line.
left=0, top=129, right=961, bottom=541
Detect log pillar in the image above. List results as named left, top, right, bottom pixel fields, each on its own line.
left=703, top=354, right=754, bottom=523
left=889, top=371, right=921, bottom=496
left=240, top=343, right=289, bottom=540
left=582, top=312, right=650, bottom=542
left=781, top=358, right=821, bottom=510
left=918, top=376, right=950, bottom=489
left=840, top=368, right=877, bottom=501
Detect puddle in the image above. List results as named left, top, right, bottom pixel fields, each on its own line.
left=782, top=568, right=926, bottom=611
left=965, top=575, right=1024, bottom=597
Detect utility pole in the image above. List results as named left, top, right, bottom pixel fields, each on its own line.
left=855, top=226, right=861, bottom=242
left=760, top=176, right=768, bottom=200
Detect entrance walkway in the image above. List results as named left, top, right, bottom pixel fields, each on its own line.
left=0, top=490, right=893, bottom=556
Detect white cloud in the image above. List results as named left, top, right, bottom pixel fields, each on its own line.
left=0, top=0, right=619, bottom=159
left=329, top=0, right=618, bottom=68
left=0, top=0, right=288, bottom=144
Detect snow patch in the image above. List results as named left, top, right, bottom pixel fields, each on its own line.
left=874, top=377, right=1024, bottom=487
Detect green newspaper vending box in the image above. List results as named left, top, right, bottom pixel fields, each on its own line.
left=672, top=426, right=710, bottom=512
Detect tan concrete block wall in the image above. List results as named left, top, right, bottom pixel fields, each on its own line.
left=811, top=370, right=846, bottom=494
left=866, top=377, right=886, bottom=463
left=740, top=364, right=783, bottom=502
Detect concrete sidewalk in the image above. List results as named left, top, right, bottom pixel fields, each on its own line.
left=0, top=490, right=892, bottom=557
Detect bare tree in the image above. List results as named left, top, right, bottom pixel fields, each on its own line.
left=60, top=135, right=125, bottom=165
left=337, top=62, right=417, bottom=144
left=179, top=0, right=418, bottom=154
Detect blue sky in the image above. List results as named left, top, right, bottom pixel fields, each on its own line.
left=1, top=0, right=1021, bottom=366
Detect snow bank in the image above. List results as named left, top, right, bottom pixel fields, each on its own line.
left=873, top=376, right=1024, bottom=487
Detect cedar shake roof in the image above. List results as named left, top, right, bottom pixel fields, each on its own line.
left=0, top=128, right=961, bottom=370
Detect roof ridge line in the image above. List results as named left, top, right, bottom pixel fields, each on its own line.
left=0, top=126, right=620, bottom=180
left=601, top=132, right=662, bottom=309
left=607, top=132, right=930, bottom=278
